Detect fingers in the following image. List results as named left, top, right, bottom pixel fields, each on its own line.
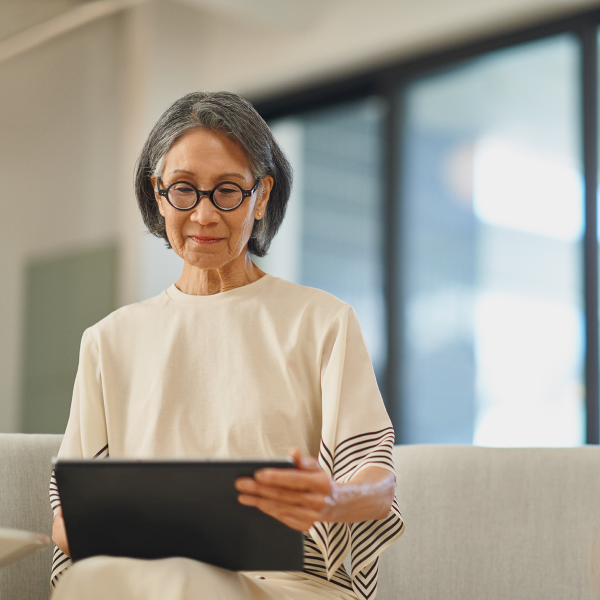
left=288, top=448, right=321, bottom=471
left=276, top=514, right=315, bottom=531
left=237, top=469, right=331, bottom=494
left=252, top=450, right=326, bottom=490
left=234, top=451, right=337, bottom=530
left=236, top=480, right=332, bottom=512
left=238, top=494, right=321, bottom=531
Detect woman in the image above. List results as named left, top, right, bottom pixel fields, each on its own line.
left=49, top=91, right=404, bottom=600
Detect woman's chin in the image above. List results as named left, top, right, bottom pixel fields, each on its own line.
left=183, top=251, right=231, bottom=271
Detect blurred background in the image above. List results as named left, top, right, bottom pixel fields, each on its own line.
left=2, top=0, right=600, bottom=447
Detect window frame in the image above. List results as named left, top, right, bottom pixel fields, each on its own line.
left=253, top=7, right=600, bottom=444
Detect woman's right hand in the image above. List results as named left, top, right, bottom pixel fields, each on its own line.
left=52, top=506, right=70, bottom=557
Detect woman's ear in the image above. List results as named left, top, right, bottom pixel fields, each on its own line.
left=254, top=176, right=273, bottom=220
left=150, top=176, right=166, bottom=217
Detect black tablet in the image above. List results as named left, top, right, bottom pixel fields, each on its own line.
left=54, top=458, right=304, bottom=571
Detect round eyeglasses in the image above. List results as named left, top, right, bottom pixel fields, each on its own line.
left=158, top=178, right=260, bottom=211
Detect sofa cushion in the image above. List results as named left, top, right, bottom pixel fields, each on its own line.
left=378, top=445, right=600, bottom=600
left=0, top=433, right=62, bottom=600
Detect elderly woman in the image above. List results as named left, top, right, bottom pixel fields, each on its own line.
left=49, top=91, right=403, bottom=600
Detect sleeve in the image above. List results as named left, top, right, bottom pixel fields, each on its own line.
left=307, top=306, right=404, bottom=600
left=49, top=327, right=109, bottom=589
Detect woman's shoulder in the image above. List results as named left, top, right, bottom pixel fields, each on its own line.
left=264, top=276, right=351, bottom=318
left=84, top=290, right=171, bottom=339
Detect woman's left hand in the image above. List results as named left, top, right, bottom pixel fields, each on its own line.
left=234, top=448, right=395, bottom=531
left=235, top=449, right=337, bottom=531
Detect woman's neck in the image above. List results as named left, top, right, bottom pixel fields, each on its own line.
left=175, top=252, right=265, bottom=296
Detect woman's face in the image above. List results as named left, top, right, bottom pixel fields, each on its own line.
left=151, top=128, right=272, bottom=271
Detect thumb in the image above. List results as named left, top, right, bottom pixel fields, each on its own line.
left=288, top=448, right=321, bottom=471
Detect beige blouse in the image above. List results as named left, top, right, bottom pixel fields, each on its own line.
left=50, top=274, right=404, bottom=599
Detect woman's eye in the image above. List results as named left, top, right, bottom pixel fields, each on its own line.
left=173, top=185, right=195, bottom=193
left=219, top=187, right=237, bottom=195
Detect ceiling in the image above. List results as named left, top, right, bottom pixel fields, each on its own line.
left=0, top=0, right=334, bottom=45
left=3, top=0, right=600, bottom=98
left=0, top=0, right=92, bottom=42
left=177, top=0, right=336, bottom=29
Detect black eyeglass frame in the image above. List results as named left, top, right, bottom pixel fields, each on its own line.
left=157, top=178, right=261, bottom=212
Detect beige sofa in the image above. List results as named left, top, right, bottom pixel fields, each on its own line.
left=1, top=433, right=599, bottom=600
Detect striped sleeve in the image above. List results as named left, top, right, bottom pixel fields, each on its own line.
left=49, top=470, right=72, bottom=589
left=302, top=533, right=354, bottom=592
left=49, top=326, right=109, bottom=589
left=49, top=444, right=109, bottom=589
left=341, top=430, right=403, bottom=598
left=307, top=306, right=404, bottom=600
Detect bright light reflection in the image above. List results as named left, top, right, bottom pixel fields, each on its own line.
left=473, top=291, right=584, bottom=447
left=473, top=138, right=583, bottom=241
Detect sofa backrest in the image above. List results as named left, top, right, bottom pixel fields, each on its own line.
left=378, top=445, right=600, bottom=600
left=1, top=436, right=599, bottom=600
left=0, top=433, right=62, bottom=600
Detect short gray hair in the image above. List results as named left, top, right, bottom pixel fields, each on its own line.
left=134, top=91, right=293, bottom=257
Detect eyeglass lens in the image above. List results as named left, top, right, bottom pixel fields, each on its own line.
left=167, top=182, right=243, bottom=210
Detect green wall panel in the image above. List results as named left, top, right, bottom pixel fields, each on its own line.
left=21, top=244, right=118, bottom=433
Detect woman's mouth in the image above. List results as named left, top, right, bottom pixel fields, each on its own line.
left=190, top=236, right=223, bottom=245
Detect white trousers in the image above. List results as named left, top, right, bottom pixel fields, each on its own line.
left=51, top=557, right=356, bottom=600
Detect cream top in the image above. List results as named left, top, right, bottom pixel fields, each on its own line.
left=50, top=275, right=404, bottom=599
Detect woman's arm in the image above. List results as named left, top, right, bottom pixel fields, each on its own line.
left=52, top=507, right=71, bottom=557
left=235, top=448, right=396, bottom=531
left=50, top=328, right=106, bottom=573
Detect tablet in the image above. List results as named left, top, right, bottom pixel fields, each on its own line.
left=54, top=458, right=304, bottom=571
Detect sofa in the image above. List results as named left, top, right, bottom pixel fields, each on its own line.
left=1, top=433, right=599, bottom=600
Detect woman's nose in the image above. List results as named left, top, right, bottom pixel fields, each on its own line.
left=190, top=195, right=220, bottom=224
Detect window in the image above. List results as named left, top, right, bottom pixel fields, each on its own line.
left=256, top=9, right=600, bottom=446
left=262, top=99, right=386, bottom=380
left=400, top=35, right=584, bottom=445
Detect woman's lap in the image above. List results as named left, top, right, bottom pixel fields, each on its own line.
left=51, top=556, right=355, bottom=600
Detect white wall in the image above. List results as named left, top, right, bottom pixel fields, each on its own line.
left=0, top=15, right=124, bottom=432
left=0, top=1, right=215, bottom=431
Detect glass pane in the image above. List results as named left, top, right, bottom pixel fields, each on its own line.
left=261, top=99, right=386, bottom=379
left=400, top=35, right=584, bottom=446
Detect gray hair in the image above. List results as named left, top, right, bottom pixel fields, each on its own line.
left=134, top=91, right=293, bottom=257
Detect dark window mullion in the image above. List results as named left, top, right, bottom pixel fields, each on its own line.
left=582, top=21, right=599, bottom=444
left=378, top=80, right=404, bottom=440
left=377, top=78, right=400, bottom=434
